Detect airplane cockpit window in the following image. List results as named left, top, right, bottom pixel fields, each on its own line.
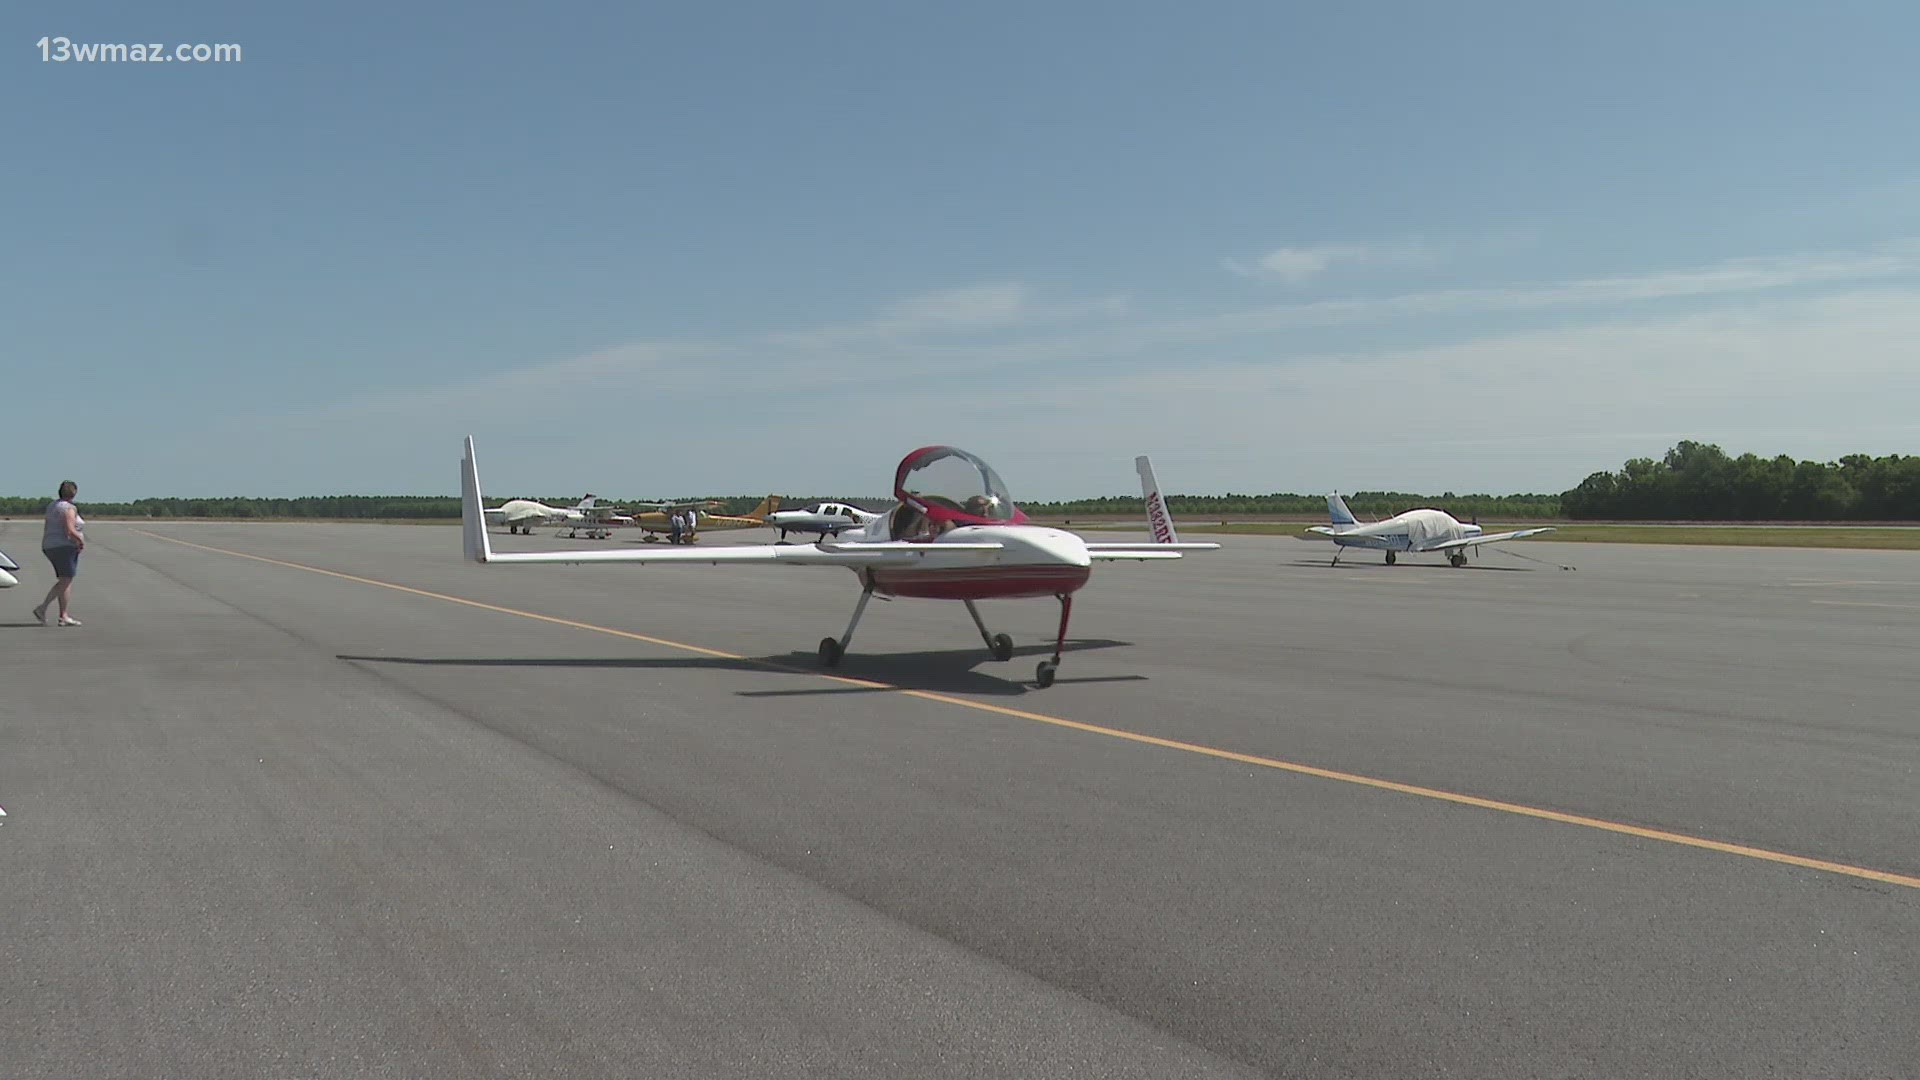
left=893, top=446, right=1022, bottom=525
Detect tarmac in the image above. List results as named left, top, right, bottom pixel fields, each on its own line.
left=2, top=519, right=1916, bottom=1078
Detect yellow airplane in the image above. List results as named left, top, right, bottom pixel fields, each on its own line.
left=635, top=496, right=781, bottom=544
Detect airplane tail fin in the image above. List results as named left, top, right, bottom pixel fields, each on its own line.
left=1135, top=455, right=1180, bottom=544
left=742, top=495, right=781, bottom=521
left=1328, top=493, right=1359, bottom=528
left=575, top=495, right=598, bottom=510
left=460, top=437, right=495, bottom=564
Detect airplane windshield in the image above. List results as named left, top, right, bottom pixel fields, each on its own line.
left=895, top=447, right=1019, bottom=523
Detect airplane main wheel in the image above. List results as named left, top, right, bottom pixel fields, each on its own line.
left=1385, top=552, right=1397, bottom=565
left=1035, top=660, right=1057, bottom=688
left=818, top=637, right=845, bottom=668
left=991, top=633, right=1014, bottom=662
left=1451, top=552, right=1467, bottom=567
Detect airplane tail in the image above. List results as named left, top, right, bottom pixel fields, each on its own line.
left=1328, top=493, right=1359, bottom=528
left=460, top=437, right=495, bottom=563
left=741, top=495, right=781, bottom=521
left=574, top=495, right=598, bottom=510
left=1135, top=455, right=1180, bottom=544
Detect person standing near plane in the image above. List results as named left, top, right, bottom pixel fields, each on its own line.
left=32, top=480, right=85, bottom=626
left=668, top=510, right=684, bottom=545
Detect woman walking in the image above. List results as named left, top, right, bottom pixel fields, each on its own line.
left=32, top=480, right=85, bottom=627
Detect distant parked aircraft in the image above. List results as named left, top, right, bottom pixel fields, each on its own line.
left=764, top=502, right=880, bottom=542
left=1306, top=493, right=1555, bottom=566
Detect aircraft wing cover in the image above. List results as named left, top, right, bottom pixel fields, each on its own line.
left=1402, top=510, right=1455, bottom=550
left=1428, top=526, right=1558, bottom=551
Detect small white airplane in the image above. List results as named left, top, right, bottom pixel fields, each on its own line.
left=460, top=440, right=1216, bottom=687
left=484, top=494, right=600, bottom=535
left=485, top=495, right=639, bottom=538
left=0, top=548, right=20, bottom=588
left=1306, top=493, right=1556, bottom=567
left=764, top=501, right=881, bottom=542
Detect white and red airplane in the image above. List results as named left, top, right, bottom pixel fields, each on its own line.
left=459, top=439, right=1215, bottom=687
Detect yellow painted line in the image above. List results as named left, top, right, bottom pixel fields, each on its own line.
left=1810, top=599, right=1920, bottom=611
left=133, top=528, right=1920, bottom=892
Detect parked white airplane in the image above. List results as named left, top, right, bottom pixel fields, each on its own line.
left=1306, top=493, right=1556, bottom=567
left=484, top=494, right=596, bottom=535
left=460, top=439, right=1216, bottom=687
left=764, top=501, right=880, bottom=542
left=0, top=548, right=19, bottom=588
left=483, top=495, right=639, bottom=538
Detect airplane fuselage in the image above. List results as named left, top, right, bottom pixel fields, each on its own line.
left=861, top=524, right=1095, bottom=600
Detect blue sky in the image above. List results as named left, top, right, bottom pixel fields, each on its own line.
left=5, top=1, right=1918, bottom=501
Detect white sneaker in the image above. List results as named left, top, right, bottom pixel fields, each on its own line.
left=58, top=615, right=81, bottom=627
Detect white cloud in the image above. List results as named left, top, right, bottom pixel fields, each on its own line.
left=1227, top=240, right=1431, bottom=284
left=187, top=240, right=1920, bottom=499
left=882, top=282, right=1029, bottom=325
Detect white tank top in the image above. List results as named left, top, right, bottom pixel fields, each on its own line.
left=44, top=499, right=84, bottom=549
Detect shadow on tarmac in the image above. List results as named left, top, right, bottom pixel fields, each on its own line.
left=1283, top=557, right=1537, bottom=572
left=338, top=637, right=1137, bottom=697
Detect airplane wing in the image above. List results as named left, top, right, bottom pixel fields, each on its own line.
left=1084, top=542, right=1220, bottom=561
left=461, top=438, right=1001, bottom=569
left=1427, top=526, right=1558, bottom=551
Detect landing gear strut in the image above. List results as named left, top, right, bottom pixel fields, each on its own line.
left=1034, top=593, right=1073, bottom=688
left=818, top=585, right=875, bottom=668
left=965, top=600, right=1015, bottom=661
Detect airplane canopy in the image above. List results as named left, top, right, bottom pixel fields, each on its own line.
left=894, top=446, right=1027, bottom=526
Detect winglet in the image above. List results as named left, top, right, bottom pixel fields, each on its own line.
left=1135, top=455, right=1180, bottom=544
left=460, top=437, right=494, bottom=564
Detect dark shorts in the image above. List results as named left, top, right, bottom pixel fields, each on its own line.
left=44, top=545, right=80, bottom=579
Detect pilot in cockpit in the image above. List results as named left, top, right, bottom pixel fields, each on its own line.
left=890, top=446, right=1023, bottom=540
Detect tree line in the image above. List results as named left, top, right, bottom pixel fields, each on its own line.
left=1024, top=492, right=1563, bottom=520
left=5, top=444, right=1914, bottom=522
left=1560, top=442, right=1920, bottom=520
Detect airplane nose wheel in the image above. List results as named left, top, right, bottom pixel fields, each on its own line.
left=1035, top=660, right=1057, bottom=688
